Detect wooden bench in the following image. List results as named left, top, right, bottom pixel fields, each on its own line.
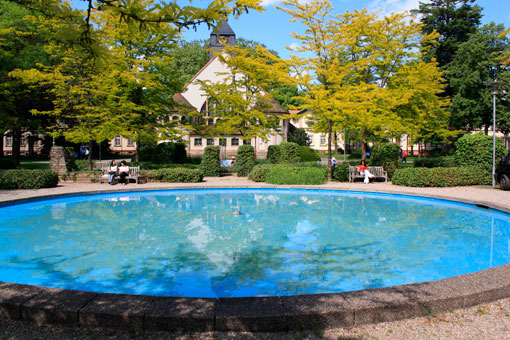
left=100, top=166, right=141, bottom=184
left=349, top=165, right=387, bottom=183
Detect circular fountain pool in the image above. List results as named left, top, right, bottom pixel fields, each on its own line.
left=1, top=188, right=509, bottom=298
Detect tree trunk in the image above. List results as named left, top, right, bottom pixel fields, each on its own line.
left=135, top=140, right=141, bottom=162
left=361, top=128, right=367, bottom=161
left=327, top=119, right=332, bottom=181
left=12, top=128, right=21, bottom=165
left=0, top=130, right=4, bottom=157
left=28, top=135, right=35, bottom=157
left=88, top=139, right=93, bottom=170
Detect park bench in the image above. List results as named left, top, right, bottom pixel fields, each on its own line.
left=349, top=165, right=387, bottom=183
left=100, top=166, right=141, bottom=184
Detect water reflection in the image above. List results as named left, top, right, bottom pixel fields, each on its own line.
left=0, top=189, right=509, bottom=297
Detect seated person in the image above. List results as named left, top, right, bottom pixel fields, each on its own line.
left=118, top=160, right=130, bottom=186
left=107, top=160, right=118, bottom=185
left=331, top=157, right=337, bottom=168
left=358, top=160, right=374, bottom=184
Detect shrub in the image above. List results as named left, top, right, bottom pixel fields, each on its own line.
left=0, top=158, right=16, bottom=170
left=370, top=142, right=400, bottom=179
left=140, top=142, right=187, bottom=164
left=265, top=164, right=327, bottom=185
left=279, top=142, right=300, bottom=164
left=154, top=168, right=203, bottom=183
left=299, top=146, right=321, bottom=162
left=391, top=167, right=491, bottom=187
left=455, top=132, right=506, bottom=173
left=248, top=164, right=271, bottom=182
left=201, top=146, right=221, bottom=177
left=0, top=169, right=59, bottom=189
left=332, top=162, right=350, bottom=182
left=236, top=145, right=256, bottom=176
left=267, top=145, right=280, bottom=164
left=73, top=159, right=90, bottom=171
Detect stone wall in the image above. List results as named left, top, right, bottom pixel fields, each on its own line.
left=50, top=146, right=69, bottom=175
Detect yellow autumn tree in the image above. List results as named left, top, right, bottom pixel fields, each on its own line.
left=278, top=0, right=451, bottom=178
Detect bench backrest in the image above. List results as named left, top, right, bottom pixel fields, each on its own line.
left=101, top=166, right=140, bottom=176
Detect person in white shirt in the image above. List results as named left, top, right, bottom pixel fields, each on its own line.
left=118, top=160, right=130, bottom=186
left=107, top=160, right=118, bottom=185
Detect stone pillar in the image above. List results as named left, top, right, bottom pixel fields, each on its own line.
left=50, top=146, right=69, bottom=175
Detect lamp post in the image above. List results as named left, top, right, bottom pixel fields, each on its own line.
left=484, top=80, right=503, bottom=188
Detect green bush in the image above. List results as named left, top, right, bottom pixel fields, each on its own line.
left=133, top=162, right=199, bottom=170
left=201, top=146, right=221, bottom=177
left=370, top=142, right=400, bottom=179
left=154, top=168, right=203, bottom=183
left=0, top=169, right=59, bottom=189
left=267, top=145, right=281, bottom=164
left=0, top=158, right=16, bottom=169
left=248, top=164, right=271, bottom=182
left=332, top=162, right=350, bottom=182
left=299, top=146, right=321, bottom=162
left=279, top=142, right=300, bottom=164
left=391, top=167, right=491, bottom=187
left=265, top=164, right=327, bottom=185
left=236, top=145, right=256, bottom=176
left=454, top=132, right=506, bottom=173
left=73, top=159, right=90, bottom=171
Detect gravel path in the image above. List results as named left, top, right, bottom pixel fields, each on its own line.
left=1, top=177, right=510, bottom=339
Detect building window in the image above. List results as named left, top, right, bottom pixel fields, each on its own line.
left=114, top=136, right=121, bottom=147
left=219, top=138, right=227, bottom=146
left=243, top=139, right=251, bottom=145
left=194, top=138, right=202, bottom=146
left=20, top=137, right=25, bottom=147
left=207, top=138, right=214, bottom=146
left=231, top=137, right=239, bottom=146
left=208, top=119, right=214, bottom=126
left=127, top=139, right=134, bottom=146
left=320, top=135, right=326, bottom=145
left=5, top=136, right=12, bottom=147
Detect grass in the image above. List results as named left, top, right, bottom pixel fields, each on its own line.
left=18, top=161, right=51, bottom=170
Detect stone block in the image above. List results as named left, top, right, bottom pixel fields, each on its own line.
left=0, top=282, right=44, bottom=320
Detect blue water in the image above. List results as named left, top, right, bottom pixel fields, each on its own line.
left=0, top=189, right=509, bottom=298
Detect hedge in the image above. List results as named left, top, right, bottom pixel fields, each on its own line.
left=201, top=146, right=221, bottom=177
left=332, top=162, right=350, bottom=182
left=413, top=157, right=454, bottom=168
left=264, top=164, right=327, bottom=185
left=236, top=145, right=256, bottom=176
left=370, top=142, right=400, bottom=179
left=153, top=168, right=203, bottom=183
left=391, top=167, right=491, bottom=187
left=455, top=132, right=506, bottom=173
left=267, top=145, right=281, bottom=164
left=0, top=170, right=59, bottom=189
left=248, top=164, right=271, bottom=182
left=279, top=142, right=300, bottom=164
left=299, top=146, right=321, bottom=162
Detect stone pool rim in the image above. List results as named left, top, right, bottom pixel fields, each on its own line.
left=1, top=186, right=510, bottom=332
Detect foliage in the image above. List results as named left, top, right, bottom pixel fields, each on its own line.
left=267, top=145, right=281, bottom=164
left=235, top=145, right=256, bottom=176
left=0, top=169, right=58, bottom=189
left=288, top=127, right=311, bottom=146
left=414, top=157, right=455, bottom=168
left=140, top=142, right=187, bottom=164
left=279, top=142, right=300, bottom=164
left=200, top=146, right=221, bottom=177
left=332, top=162, right=350, bottom=182
left=412, top=0, right=482, bottom=68
left=448, top=23, right=510, bottom=132
left=264, top=164, right=327, bottom=185
left=370, top=143, right=400, bottom=179
left=391, top=167, right=491, bottom=187
left=299, top=146, right=321, bottom=162
left=278, top=1, right=449, bottom=180
left=195, top=44, right=292, bottom=141
left=154, top=168, right=203, bottom=183
left=247, top=164, right=271, bottom=182
left=72, top=159, right=90, bottom=171
left=454, top=132, right=507, bottom=173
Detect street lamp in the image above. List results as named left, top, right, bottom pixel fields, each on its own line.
left=483, top=79, right=507, bottom=188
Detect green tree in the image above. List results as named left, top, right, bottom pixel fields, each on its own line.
left=412, top=0, right=482, bottom=68
left=288, top=127, right=311, bottom=146
left=448, top=23, right=510, bottom=132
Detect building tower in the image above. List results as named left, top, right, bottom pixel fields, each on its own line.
left=209, top=21, right=236, bottom=59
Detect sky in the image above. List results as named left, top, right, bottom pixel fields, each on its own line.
left=181, top=0, right=510, bottom=59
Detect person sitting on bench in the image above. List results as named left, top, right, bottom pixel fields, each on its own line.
left=358, top=160, right=374, bottom=184
left=118, top=160, right=130, bottom=186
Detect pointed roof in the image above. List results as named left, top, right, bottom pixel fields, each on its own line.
left=212, top=21, right=235, bottom=36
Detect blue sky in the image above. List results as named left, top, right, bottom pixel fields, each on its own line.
left=181, top=0, right=510, bottom=59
